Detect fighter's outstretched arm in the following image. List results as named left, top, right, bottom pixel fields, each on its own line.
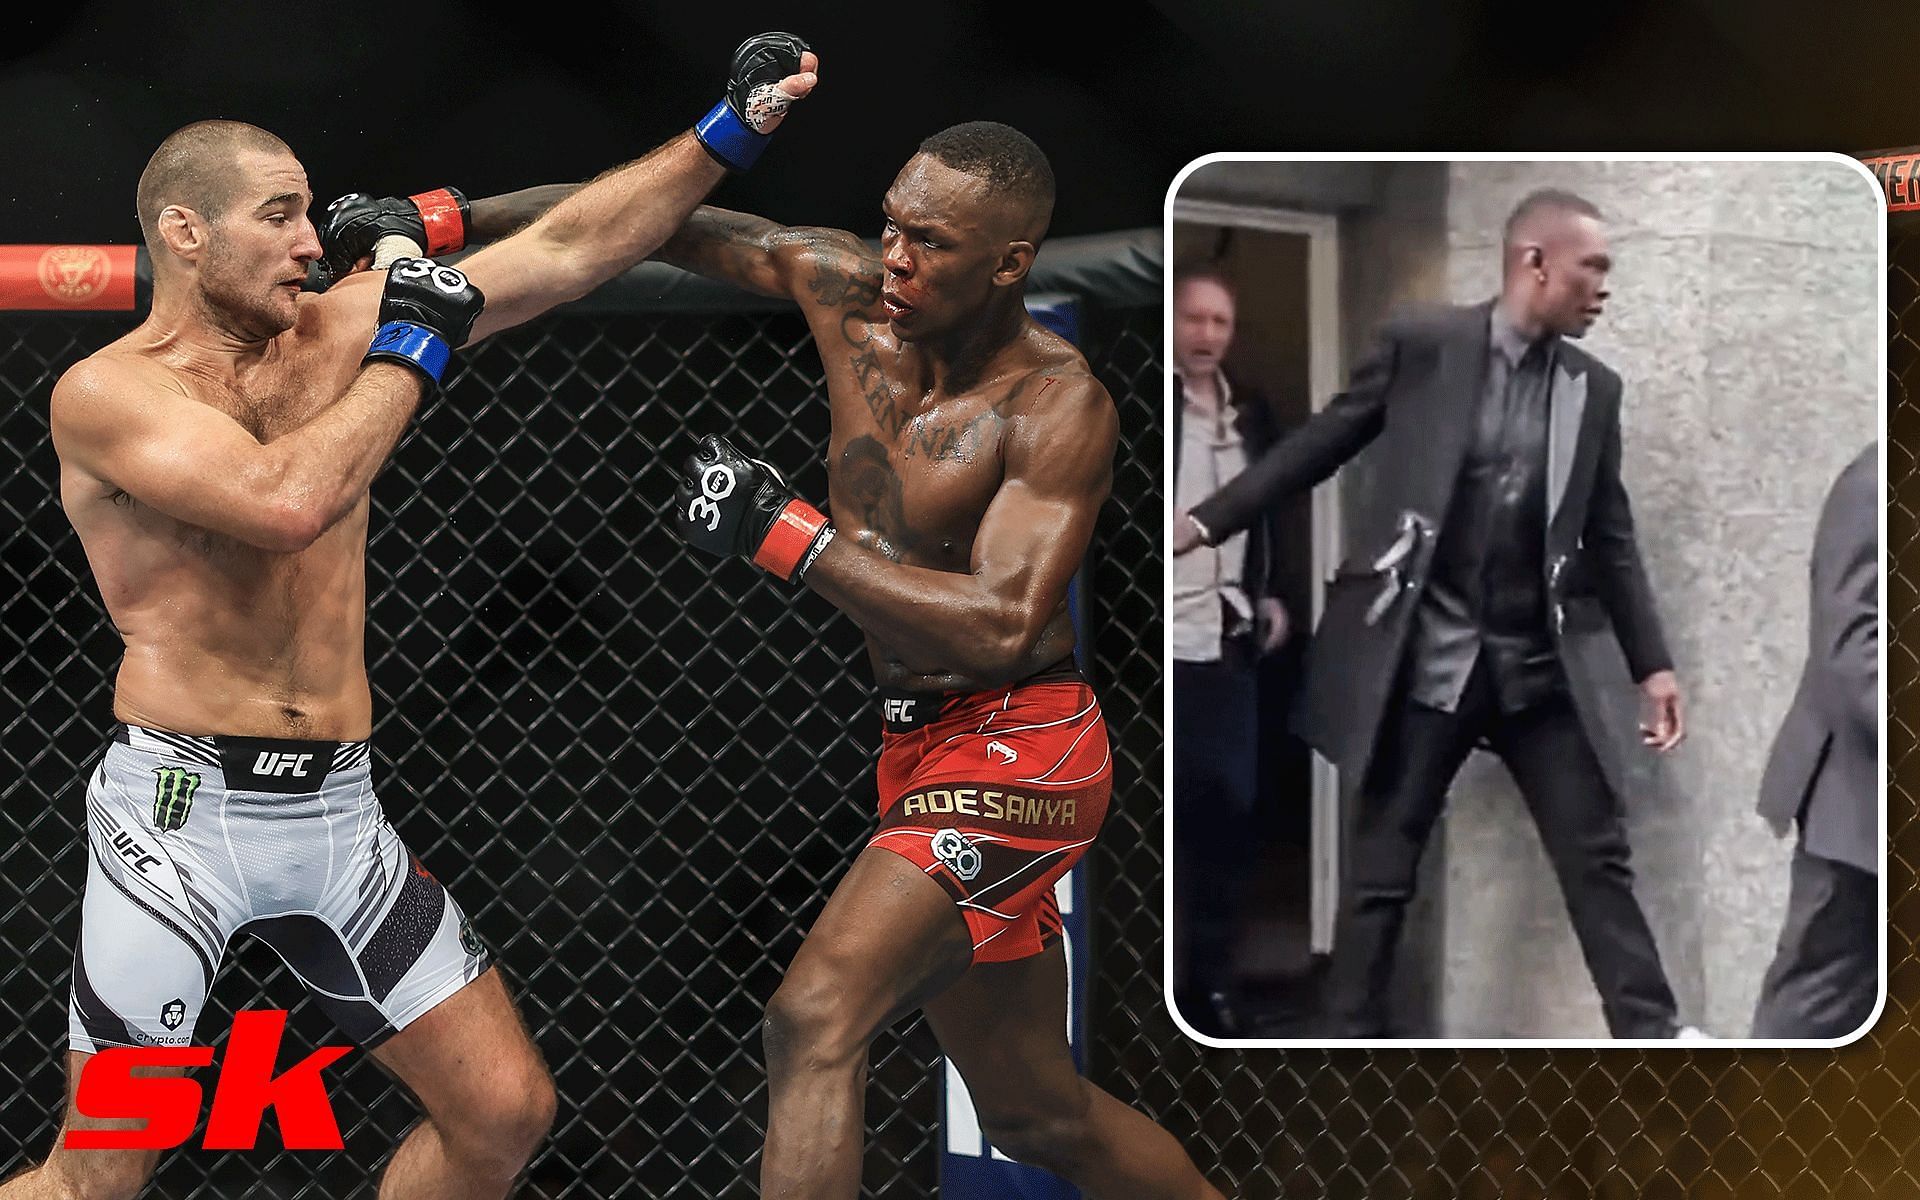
left=316, top=38, right=819, bottom=342
left=325, top=193, right=867, bottom=315
left=453, top=135, right=737, bottom=341
left=670, top=372, right=1115, bottom=688
left=466, top=184, right=582, bottom=241
left=448, top=195, right=874, bottom=309
left=655, top=206, right=875, bottom=304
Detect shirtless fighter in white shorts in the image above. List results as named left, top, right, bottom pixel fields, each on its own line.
left=3, top=34, right=816, bottom=1200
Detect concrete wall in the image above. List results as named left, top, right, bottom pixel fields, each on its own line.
left=1436, top=160, right=1883, bottom=1037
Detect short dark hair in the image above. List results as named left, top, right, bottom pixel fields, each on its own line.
left=137, top=120, right=292, bottom=255
left=1171, top=259, right=1237, bottom=302
left=1503, top=187, right=1603, bottom=248
left=917, top=121, right=1056, bottom=242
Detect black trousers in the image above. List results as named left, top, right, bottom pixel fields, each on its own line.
left=1172, top=650, right=1258, bottom=1007
left=1323, top=659, right=1679, bottom=1037
left=1751, top=845, right=1877, bottom=1039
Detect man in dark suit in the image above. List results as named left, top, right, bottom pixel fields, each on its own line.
left=1752, top=444, right=1880, bottom=1039
left=1173, top=189, right=1688, bottom=1038
left=1169, top=261, right=1291, bottom=1034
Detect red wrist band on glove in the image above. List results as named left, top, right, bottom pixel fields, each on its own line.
left=410, top=188, right=469, bottom=256
left=753, top=499, right=832, bottom=581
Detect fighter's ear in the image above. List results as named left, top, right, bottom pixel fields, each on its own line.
left=1522, top=243, right=1548, bottom=283
left=993, top=240, right=1037, bottom=287
left=157, top=204, right=209, bottom=262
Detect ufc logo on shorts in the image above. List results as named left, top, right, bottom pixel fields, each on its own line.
left=687, top=463, right=737, bottom=532
left=253, top=752, right=314, bottom=778
left=67, top=1010, right=349, bottom=1151
left=391, top=257, right=470, bottom=294
left=885, top=698, right=916, bottom=723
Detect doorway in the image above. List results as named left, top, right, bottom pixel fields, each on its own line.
left=1168, top=201, right=1341, bottom=1035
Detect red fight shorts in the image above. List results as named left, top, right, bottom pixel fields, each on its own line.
left=867, top=671, right=1112, bottom=963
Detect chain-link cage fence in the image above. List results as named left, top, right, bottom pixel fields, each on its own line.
left=0, top=253, right=1164, bottom=1197
left=1, top=220, right=1910, bottom=1200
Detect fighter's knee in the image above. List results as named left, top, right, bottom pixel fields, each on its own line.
left=516, top=1069, right=560, bottom=1146
left=761, top=973, right=866, bottom=1074
left=436, top=1061, right=556, bottom=1178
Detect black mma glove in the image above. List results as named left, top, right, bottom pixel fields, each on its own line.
left=670, top=433, right=834, bottom=582
left=362, top=258, right=485, bottom=390
left=694, top=32, right=810, bottom=172
left=314, top=188, right=471, bottom=291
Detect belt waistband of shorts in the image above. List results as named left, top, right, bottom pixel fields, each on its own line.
left=878, top=657, right=1088, bottom=734
left=114, top=725, right=371, bottom=793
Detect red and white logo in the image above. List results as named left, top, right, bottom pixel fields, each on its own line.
left=986, top=741, right=1018, bottom=765
left=67, top=1010, right=349, bottom=1151
left=37, top=246, right=112, bottom=303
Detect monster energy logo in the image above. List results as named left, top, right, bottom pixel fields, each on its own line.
left=151, top=767, right=200, bottom=833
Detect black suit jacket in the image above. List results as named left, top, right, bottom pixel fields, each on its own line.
left=1189, top=300, right=1672, bottom=784
left=1172, top=371, right=1285, bottom=610
left=1757, top=444, right=1879, bottom=875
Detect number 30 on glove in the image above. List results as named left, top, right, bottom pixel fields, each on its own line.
left=671, top=433, right=835, bottom=582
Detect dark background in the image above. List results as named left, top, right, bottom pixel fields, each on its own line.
left=5, top=5, right=1920, bottom=1199
left=5, top=1, right=1920, bottom=245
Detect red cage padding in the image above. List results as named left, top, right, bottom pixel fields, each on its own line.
left=0, top=245, right=137, bottom=311
left=1861, top=149, right=1920, bottom=213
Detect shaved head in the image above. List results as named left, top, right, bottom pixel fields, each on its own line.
left=1502, top=188, right=1602, bottom=258
left=916, top=121, right=1055, bottom=244
left=136, top=120, right=294, bottom=255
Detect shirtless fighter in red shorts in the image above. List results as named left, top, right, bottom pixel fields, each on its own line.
left=324, top=121, right=1221, bottom=1199
left=659, top=122, right=1224, bottom=1199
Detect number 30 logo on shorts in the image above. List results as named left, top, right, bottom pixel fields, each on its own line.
left=930, top=828, right=982, bottom=882
left=687, top=463, right=737, bottom=533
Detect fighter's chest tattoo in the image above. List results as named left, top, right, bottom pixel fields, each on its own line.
left=841, top=310, right=912, bottom=440
left=899, top=402, right=1011, bottom=465
left=836, top=313, right=1024, bottom=467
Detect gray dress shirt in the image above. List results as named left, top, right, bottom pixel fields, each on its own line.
left=1408, top=306, right=1560, bottom=712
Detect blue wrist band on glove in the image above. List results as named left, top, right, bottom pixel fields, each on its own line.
left=366, top=321, right=451, bottom=385
left=695, top=98, right=769, bottom=171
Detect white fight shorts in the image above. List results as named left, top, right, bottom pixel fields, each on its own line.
left=69, top=725, right=488, bottom=1051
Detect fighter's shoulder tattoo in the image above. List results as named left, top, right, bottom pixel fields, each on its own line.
left=801, top=236, right=882, bottom=311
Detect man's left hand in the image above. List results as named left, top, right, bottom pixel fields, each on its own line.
left=1172, top=510, right=1204, bottom=556
left=1257, top=597, right=1290, bottom=654
left=1638, top=669, right=1685, bottom=752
